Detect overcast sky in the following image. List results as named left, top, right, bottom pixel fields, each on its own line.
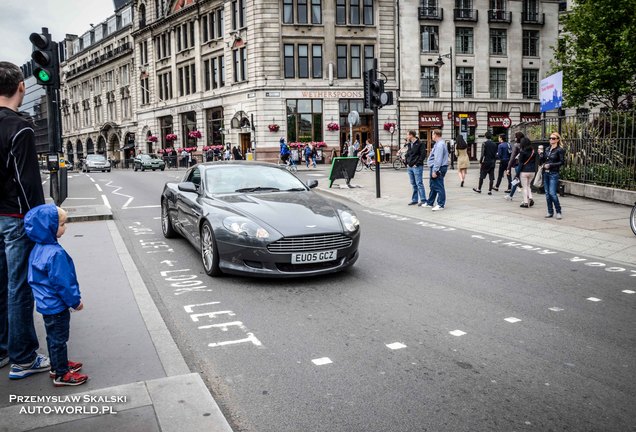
left=1, top=1, right=117, bottom=67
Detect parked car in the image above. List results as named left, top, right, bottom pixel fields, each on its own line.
left=161, top=162, right=360, bottom=278
left=82, top=154, right=110, bottom=173
left=134, top=154, right=166, bottom=171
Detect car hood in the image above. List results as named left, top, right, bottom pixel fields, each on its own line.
left=213, top=191, right=345, bottom=237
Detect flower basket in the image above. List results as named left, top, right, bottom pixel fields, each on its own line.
left=383, top=122, right=397, bottom=132
left=165, top=133, right=178, bottom=142
left=327, top=122, right=340, bottom=132
left=188, top=130, right=202, bottom=139
left=147, top=135, right=158, bottom=143
left=268, top=124, right=280, bottom=132
left=314, top=141, right=327, bottom=148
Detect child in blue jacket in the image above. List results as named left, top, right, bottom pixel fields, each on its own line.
left=24, top=204, right=87, bottom=387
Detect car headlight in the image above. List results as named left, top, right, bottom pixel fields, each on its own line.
left=338, top=210, right=360, bottom=232
left=223, top=216, right=270, bottom=239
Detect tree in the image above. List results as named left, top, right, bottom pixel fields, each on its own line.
left=552, top=0, right=636, bottom=110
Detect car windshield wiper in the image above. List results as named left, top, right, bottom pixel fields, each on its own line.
left=283, top=187, right=306, bottom=191
left=235, top=187, right=281, bottom=193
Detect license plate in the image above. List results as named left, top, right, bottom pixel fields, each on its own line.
left=291, top=249, right=337, bottom=264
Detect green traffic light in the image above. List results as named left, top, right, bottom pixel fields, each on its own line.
left=37, top=69, right=51, bottom=82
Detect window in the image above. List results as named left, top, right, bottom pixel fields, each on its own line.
left=139, top=40, right=149, bottom=65
left=141, top=77, right=150, bottom=105
left=420, top=66, right=439, bottom=97
left=286, top=99, right=323, bottom=143
left=336, top=0, right=346, bottom=24
left=176, top=22, right=195, bottom=52
left=93, top=77, right=101, bottom=94
left=523, top=0, right=539, bottom=20
left=121, top=94, right=131, bottom=119
left=158, top=71, right=173, bottom=100
left=456, top=28, right=473, bottom=54
left=298, top=45, right=309, bottom=78
left=490, top=0, right=506, bottom=9
left=364, top=45, right=374, bottom=72
left=522, top=69, right=538, bottom=99
left=205, top=107, right=225, bottom=146
left=490, top=29, right=507, bottom=55
left=456, top=67, right=473, bottom=97
left=421, top=26, right=439, bottom=53
left=104, top=71, right=114, bottom=92
left=284, top=44, right=295, bottom=78
left=363, top=0, right=374, bottom=24
left=83, top=103, right=91, bottom=127
left=489, top=68, right=507, bottom=98
left=456, top=0, right=473, bottom=18
left=231, top=0, right=246, bottom=30
left=337, top=45, right=347, bottom=78
left=298, top=0, right=308, bottom=24
left=154, top=32, right=171, bottom=60
left=283, top=0, right=293, bottom=23
left=350, top=45, right=361, bottom=78
left=523, top=30, right=539, bottom=56
left=336, top=0, right=373, bottom=25
left=312, top=0, right=322, bottom=24
left=233, top=47, right=247, bottom=83
left=204, top=55, right=226, bottom=90
left=312, top=45, right=323, bottom=78
left=202, top=9, right=224, bottom=42
left=178, top=63, right=196, bottom=96
left=119, top=64, right=130, bottom=86
left=159, top=115, right=173, bottom=148
left=350, top=0, right=360, bottom=25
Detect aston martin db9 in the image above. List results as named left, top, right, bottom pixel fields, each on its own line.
left=161, top=162, right=360, bottom=277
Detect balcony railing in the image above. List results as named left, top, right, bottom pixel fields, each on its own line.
left=418, top=6, right=443, bottom=20
left=521, top=12, right=545, bottom=25
left=454, top=8, right=478, bottom=22
left=487, top=10, right=512, bottom=24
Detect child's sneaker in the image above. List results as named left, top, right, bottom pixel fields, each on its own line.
left=49, top=360, right=83, bottom=378
left=9, top=354, right=50, bottom=379
left=53, top=371, right=88, bottom=387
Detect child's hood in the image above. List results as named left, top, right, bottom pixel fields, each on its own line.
left=24, top=204, right=59, bottom=245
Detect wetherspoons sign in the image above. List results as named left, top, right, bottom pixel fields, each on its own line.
left=294, top=90, right=364, bottom=99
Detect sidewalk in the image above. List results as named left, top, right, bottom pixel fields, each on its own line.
left=0, top=207, right=232, bottom=432
left=318, top=162, right=636, bottom=266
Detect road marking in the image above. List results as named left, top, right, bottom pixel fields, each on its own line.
left=504, top=317, right=522, bottom=323
left=101, top=194, right=111, bottom=209
left=95, top=184, right=103, bottom=192
left=449, top=330, right=466, bottom=337
left=125, top=205, right=161, bottom=209
left=64, top=197, right=97, bottom=200
left=386, top=342, right=407, bottom=350
left=88, top=176, right=95, bottom=182
left=587, top=297, right=602, bottom=302
left=104, top=180, right=134, bottom=208
left=549, top=307, right=564, bottom=312
left=623, top=290, right=635, bottom=294
left=312, top=357, right=333, bottom=366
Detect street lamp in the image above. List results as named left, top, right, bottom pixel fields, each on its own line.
left=435, top=47, right=454, bottom=141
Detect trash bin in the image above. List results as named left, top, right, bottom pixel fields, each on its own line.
left=246, top=152, right=254, bottom=161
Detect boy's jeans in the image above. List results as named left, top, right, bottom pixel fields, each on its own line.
left=0, top=216, right=39, bottom=364
left=43, top=310, right=71, bottom=378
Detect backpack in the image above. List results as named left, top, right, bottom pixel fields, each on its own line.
left=506, top=142, right=512, bottom=158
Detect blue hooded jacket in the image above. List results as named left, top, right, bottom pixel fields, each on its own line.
left=24, top=204, right=81, bottom=315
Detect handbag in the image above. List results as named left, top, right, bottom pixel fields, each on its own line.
left=533, top=171, right=544, bottom=188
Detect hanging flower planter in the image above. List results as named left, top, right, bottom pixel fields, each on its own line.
left=188, top=130, right=202, bottom=139
left=268, top=124, right=280, bottom=132
left=147, top=135, right=158, bottom=142
left=383, top=122, right=397, bottom=132
left=327, top=122, right=340, bottom=132
left=165, top=133, right=178, bottom=142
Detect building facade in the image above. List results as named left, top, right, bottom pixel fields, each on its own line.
left=58, top=0, right=559, bottom=164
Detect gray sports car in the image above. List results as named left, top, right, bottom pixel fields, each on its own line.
left=161, top=162, right=360, bottom=277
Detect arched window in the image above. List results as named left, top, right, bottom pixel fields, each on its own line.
left=139, top=4, right=147, bottom=27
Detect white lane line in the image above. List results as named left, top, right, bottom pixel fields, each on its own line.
left=386, top=342, right=407, bottom=350
left=64, top=197, right=97, bottom=200
left=312, top=357, right=333, bottom=366
left=504, top=317, right=522, bottom=323
left=622, top=290, right=635, bottom=294
left=153, top=217, right=161, bottom=220
left=549, top=307, right=564, bottom=312
left=103, top=180, right=134, bottom=208
left=95, top=184, right=103, bottom=192
left=449, top=330, right=466, bottom=337
left=101, top=194, right=111, bottom=209
left=124, top=205, right=161, bottom=209
left=587, top=297, right=602, bottom=302
left=88, top=176, right=95, bottom=182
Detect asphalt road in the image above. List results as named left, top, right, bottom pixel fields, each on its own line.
left=59, top=168, right=636, bottom=432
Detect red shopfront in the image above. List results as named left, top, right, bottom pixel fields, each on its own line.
left=419, top=112, right=444, bottom=155
left=487, top=112, right=512, bottom=140
left=520, top=113, right=541, bottom=124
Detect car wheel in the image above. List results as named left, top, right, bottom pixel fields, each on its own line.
left=141, top=166, right=145, bottom=171
left=161, top=199, right=178, bottom=238
left=134, top=166, right=138, bottom=171
left=152, top=168, right=156, bottom=171
left=107, top=169, right=111, bottom=172
left=161, top=167, right=165, bottom=171
left=200, top=221, right=221, bottom=277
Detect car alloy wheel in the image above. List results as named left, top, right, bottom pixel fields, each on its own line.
left=161, top=199, right=177, bottom=238
left=200, top=222, right=221, bottom=276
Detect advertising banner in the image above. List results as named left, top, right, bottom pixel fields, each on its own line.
left=540, top=71, right=563, bottom=112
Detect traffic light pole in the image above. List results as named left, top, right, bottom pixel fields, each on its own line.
left=372, top=59, right=381, bottom=198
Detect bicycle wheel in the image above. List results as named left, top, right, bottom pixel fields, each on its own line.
left=369, top=162, right=375, bottom=172
left=630, top=203, right=636, bottom=236
left=356, top=159, right=363, bottom=172
left=289, top=163, right=298, bottom=173
left=392, top=159, right=402, bottom=170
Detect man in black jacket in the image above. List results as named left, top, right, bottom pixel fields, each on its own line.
left=0, top=61, right=49, bottom=379
left=405, top=130, right=427, bottom=206
left=473, top=131, right=499, bottom=195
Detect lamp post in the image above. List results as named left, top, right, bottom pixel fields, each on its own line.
left=435, top=47, right=454, bottom=141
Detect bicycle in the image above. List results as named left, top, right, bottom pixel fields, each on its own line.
left=630, top=201, right=636, bottom=236
left=392, top=153, right=408, bottom=170
left=278, top=155, right=298, bottom=173
left=356, top=154, right=375, bottom=172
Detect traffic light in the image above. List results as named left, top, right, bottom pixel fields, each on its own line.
left=364, top=68, right=394, bottom=110
left=363, top=69, right=374, bottom=110
left=29, top=31, right=59, bottom=88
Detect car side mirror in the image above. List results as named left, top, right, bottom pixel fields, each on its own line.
left=178, top=182, right=198, bottom=193
left=307, top=179, right=318, bottom=189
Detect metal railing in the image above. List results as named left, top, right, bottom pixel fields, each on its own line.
left=515, top=110, right=636, bottom=190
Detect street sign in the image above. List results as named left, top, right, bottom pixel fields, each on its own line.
left=348, top=111, right=360, bottom=126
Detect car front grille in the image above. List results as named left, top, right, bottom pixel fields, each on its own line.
left=267, top=233, right=353, bottom=253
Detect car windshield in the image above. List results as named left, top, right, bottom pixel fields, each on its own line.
left=139, top=154, right=154, bottom=160
left=204, top=165, right=308, bottom=195
left=86, top=155, right=106, bottom=161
